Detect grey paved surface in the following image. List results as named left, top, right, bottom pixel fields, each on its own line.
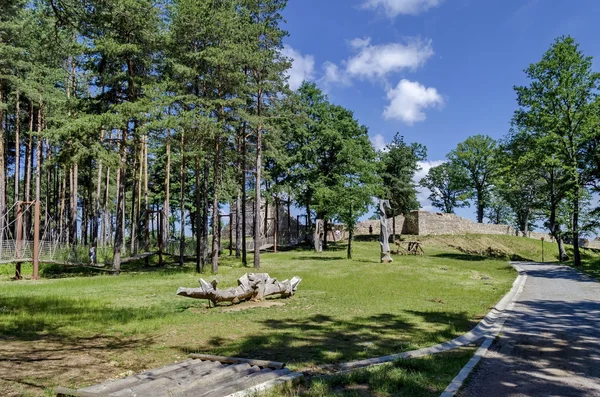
left=459, top=263, right=600, bottom=397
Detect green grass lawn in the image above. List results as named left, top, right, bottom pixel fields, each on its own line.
left=0, top=238, right=518, bottom=396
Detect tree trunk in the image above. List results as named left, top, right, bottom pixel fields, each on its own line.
left=235, top=193, right=241, bottom=258
left=572, top=191, right=581, bottom=267
left=143, top=134, right=149, bottom=256
left=179, top=130, right=186, bottom=266
left=195, top=156, right=201, bottom=273
left=211, top=134, right=221, bottom=274
left=163, top=128, right=171, bottom=257
left=113, top=130, right=127, bottom=275
left=241, top=138, right=247, bottom=266
left=13, top=91, right=20, bottom=234
left=0, top=82, right=5, bottom=250
left=24, top=102, right=33, bottom=240
left=477, top=191, right=484, bottom=223
left=59, top=167, right=66, bottom=242
left=347, top=228, right=353, bottom=259
left=100, top=166, right=110, bottom=248
left=130, top=140, right=138, bottom=255
left=69, top=164, right=78, bottom=245
left=253, top=124, right=262, bottom=269
left=201, top=157, right=209, bottom=268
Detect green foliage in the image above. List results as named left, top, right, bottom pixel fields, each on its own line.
left=513, top=36, right=600, bottom=265
left=447, top=134, right=498, bottom=223
left=379, top=133, right=426, bottom=217
left=419, top=162, right=469, bottom=214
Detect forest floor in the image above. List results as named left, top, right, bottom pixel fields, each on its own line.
left=0, top=235, right=597, bottom=396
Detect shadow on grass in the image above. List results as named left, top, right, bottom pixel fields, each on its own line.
left=433, top=253, right=488, bottom=262
left=177, top=310, right=472, bottom=367
left=353, top=235, right=380, bottom=242
left=308, top=348, right=475, bottom=397
left=292, top=256, right=345, bottom=262
left=0, top=295, right=165, bottom=340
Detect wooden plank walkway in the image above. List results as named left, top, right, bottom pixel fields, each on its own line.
left=55, top=355, right=303, bottom=397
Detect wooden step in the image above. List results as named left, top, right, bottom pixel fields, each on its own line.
left=201, top=368, right=292, bottom=397
left=107, top=360, right=224, bottom=397
left=79, top=359, right=199, bottom=393
left=172, top=365, right=262, bottom=397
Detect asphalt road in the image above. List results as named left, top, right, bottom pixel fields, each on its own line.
left=459, top=262, right=600, bottom=397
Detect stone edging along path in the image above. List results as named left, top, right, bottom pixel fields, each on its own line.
left=312, top=262, right=528, bottom=375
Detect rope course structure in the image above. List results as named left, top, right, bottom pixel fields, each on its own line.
left=3, top=201, right=165, bottom=279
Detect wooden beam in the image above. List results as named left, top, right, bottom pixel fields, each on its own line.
left=189, top=354, right=286, bottom=369
left=55, top=386, right=108, bottom=397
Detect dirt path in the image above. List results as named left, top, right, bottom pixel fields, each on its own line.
left=459, top=263, right=600, bottom=397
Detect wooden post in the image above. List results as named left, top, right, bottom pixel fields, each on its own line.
left=15, top=202, right=23, bottom=280
left=296, top=215, right=300, bottom=240
left=33, top=199, right=40, bottom=280
left=145, top=210, right=149, bottom=266
left=287, top=198, right=291, bottom=244
left=274, top=198, right=279, bottom=253
left=158, top=210, right=164, bottom=266
left=228, top=214, right=232, bottom=256
left=217, top=214, right=222, bottom=257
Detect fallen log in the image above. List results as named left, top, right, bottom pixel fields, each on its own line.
left=176, top=273, right=302, bottom=305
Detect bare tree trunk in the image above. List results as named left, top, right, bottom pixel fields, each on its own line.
left=572, top=191, right=581, bottom=267
left=24, top=102, right=33, bottom=240
left=100, top=166, right=110, bottom=248
left=143, top=134, right=149, bottom=254
left=235, top=193, right=241, bottom=258
left=163, top=129, right=171, bottom=256
left=113, top=130, right=127, bottom=275
left=201, top=158, right=209, bottom=268
left=59, top=167, right=66, bottom=242
left=195, top=156, right=201, bottom=273
left=211, top=134, right=221, bottom=273
left=69, top=164, right=78, bottom=245
left=179, top=130, right=185, bottom=265
left=0, top=82, right=5, bottom=248
left=130, top=140, right=138, bottom=255
left=13, top=91, right=20, bottom=234
left=253, top=122, right=262, bottom=269
left=33, top=105, right=42, bottom=280
left=93, top=158, right=102, bottom=252
left=241, top=137, right=247, bottom=266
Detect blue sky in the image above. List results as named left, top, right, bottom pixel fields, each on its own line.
left=280, top=0, right=600, bottom=222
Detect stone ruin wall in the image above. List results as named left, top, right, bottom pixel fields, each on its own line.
left=353, top=210, right=600, bottom=250
left=414, top=211, right=515, bottom=236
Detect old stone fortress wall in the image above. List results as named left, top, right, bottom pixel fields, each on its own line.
left=355, top=210, right=600, bottom=249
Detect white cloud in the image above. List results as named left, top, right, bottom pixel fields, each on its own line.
left=414, top=160, right=445, bottom=210
left=363, top=0, right=444, bottom=17
left=370, top=134, right=387, bottom=151
left=349, top=37, right=372, bottom=49
left=282, top=46, right=315, bottom=91
left=321, top=61, right=351, bottom=87
left=383, top=79, right=444, bottom=124
left=346, top=38, right=434, bottom=79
